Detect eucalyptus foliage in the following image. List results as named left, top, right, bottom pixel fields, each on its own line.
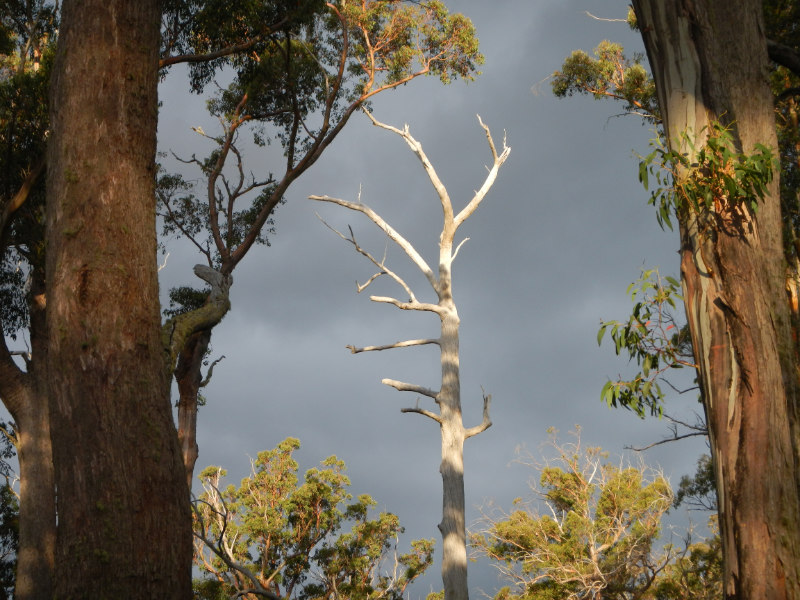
left=193, top=438, right=434, bottom=600
left=638, top=122, right=777, bottom=231
left=597, top=269, right=693, bottom=417
left=472, top=429, right=674, bottom=600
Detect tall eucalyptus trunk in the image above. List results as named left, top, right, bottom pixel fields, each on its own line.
left=633, top=2, right=800, bottom=598
left=46, top=0, right=192, bottom=596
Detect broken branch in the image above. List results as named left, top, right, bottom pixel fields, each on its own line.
left=347, top=338, right=440, bottom=353
left=464, top=392, right=492, bottom=439
left=382, top=378, right=438, bottom=399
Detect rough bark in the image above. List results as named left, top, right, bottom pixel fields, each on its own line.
left=45, top=1, right=192, bottom=597
left=0, top=275, right=54, bottom=600
left=632, top=2, right=800, bottom=598
left=163, top=264, right=231, bottom=486
left=175, top=329, right=211, bottom=489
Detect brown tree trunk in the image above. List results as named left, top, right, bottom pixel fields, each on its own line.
left=45, top=1, right=192, bottom=597
left=10, top=391, right=55, bottom=600
left=8, top=275, right=55, bottom=600
left=632, top=2, right=800, bottom=598
left=0, top=321, right=55, bottom=600
left=175, top=329, right=211, bottom=489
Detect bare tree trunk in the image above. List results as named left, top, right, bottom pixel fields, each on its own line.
left=438, top=307, right=469, bottom=600
left=633, top=2, right=800, bottom=598
left=310, top=111, right=506, bottom=600
left=45, top=1, right=192, bottom=596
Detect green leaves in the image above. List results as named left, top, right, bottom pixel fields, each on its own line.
left=639, top=121, right=778, bottom=232
left=597, top=268, right=693, bottom=418
left=192, top=438, right=433, bottom=599
left=472, top=430, right=674, bottom=600
left=551, top=39, right=658, bottom=121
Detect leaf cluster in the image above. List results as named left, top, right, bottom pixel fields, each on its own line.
left=551, top=40, right=657, bottom=122
left=341, top=0, right=483, bottom=89
left=638, top=121, right=777, bottom=232
left=193, top=438, right=434, bottom=599
left=648, top=518, right=722, bottom=600
left=472, top=430, right=674, bottom=600
left=674, top=454, right=717, bottom=512
left=598, top=268, right=693, bottom=418
left=0, top=2, right=55, bottom=338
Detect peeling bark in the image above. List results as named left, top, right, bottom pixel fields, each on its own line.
left=633, top=2, right=800, bottom=598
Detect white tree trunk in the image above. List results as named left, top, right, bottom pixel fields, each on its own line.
left=310, top=110, right=507, bottom=600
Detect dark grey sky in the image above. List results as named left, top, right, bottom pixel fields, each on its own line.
left=156, top=1, right=708, bottom=595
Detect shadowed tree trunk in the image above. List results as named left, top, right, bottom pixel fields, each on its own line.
left=632, top=2, right=800, bottom=598
left=175, top=329, right=211, bottom=489
left=45, top=1, right=192, bottom=596
left=0, top=271, right=54, bottom=600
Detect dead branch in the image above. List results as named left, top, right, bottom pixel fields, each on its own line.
left=453, top=116, right=511, bottom=229
left=347, top=338, right=440, bottom=354
left=309, top=194, right=438, bottom=291
left=464, top=392, right=492, bottom=439
left=369, top=295, right=443, bottom=314
left=382, top=378, right=438, bottom=399
left=362, top=108, right=452, bottom=222
left=316, top=213, right=418, bottom=301
left=401, top=406, right=443, bottom=424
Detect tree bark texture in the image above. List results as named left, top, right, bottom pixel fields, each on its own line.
left=175, top=329, right=211, bottom=489
left=438, top=305, right=469, bottom=600
left=632, top=2, right=800, bottom=599
left=0, top=277, right=55, bottom=600
left=46, top=1, right=192, bottom=597
left=6, top=275, right=55, bottom=600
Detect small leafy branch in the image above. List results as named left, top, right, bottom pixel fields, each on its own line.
left=598, top=268, right=695, bottom=417
left=639, top=121, right=777, bottom=231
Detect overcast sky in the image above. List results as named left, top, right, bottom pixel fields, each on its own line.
left=156, top=1, right=709, bottom=595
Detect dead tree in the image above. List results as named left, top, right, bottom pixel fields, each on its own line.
left=310, top=109, right=510, bottom=600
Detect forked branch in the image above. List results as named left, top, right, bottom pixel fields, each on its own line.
left=309, top=194, right=437, bottom=291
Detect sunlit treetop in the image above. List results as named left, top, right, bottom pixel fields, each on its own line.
left=157, top=0, right=484, bottom=277
left=551, top=39, right=658, bottom=123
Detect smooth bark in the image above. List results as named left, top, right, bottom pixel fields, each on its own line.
left=310, top=112, right=505, bottom=600
left=633, top=2, right=800, bottom=598
left=46, top=1, right=192, bottom=596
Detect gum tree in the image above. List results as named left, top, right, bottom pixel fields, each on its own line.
left=192, top=438, right=434, bottom=599
left=310, top=110, right=509, bottom=600
left=46, top=0, right=192, bottom=597
left=157, top=0, right=484, bottom=487
left=472, top=428, right=675, bottom=600
left=555, top=4, right=800, bottom=598
left=630, top=3, right=800, bottom=598
left=0, top=3, right=55, bottom=597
